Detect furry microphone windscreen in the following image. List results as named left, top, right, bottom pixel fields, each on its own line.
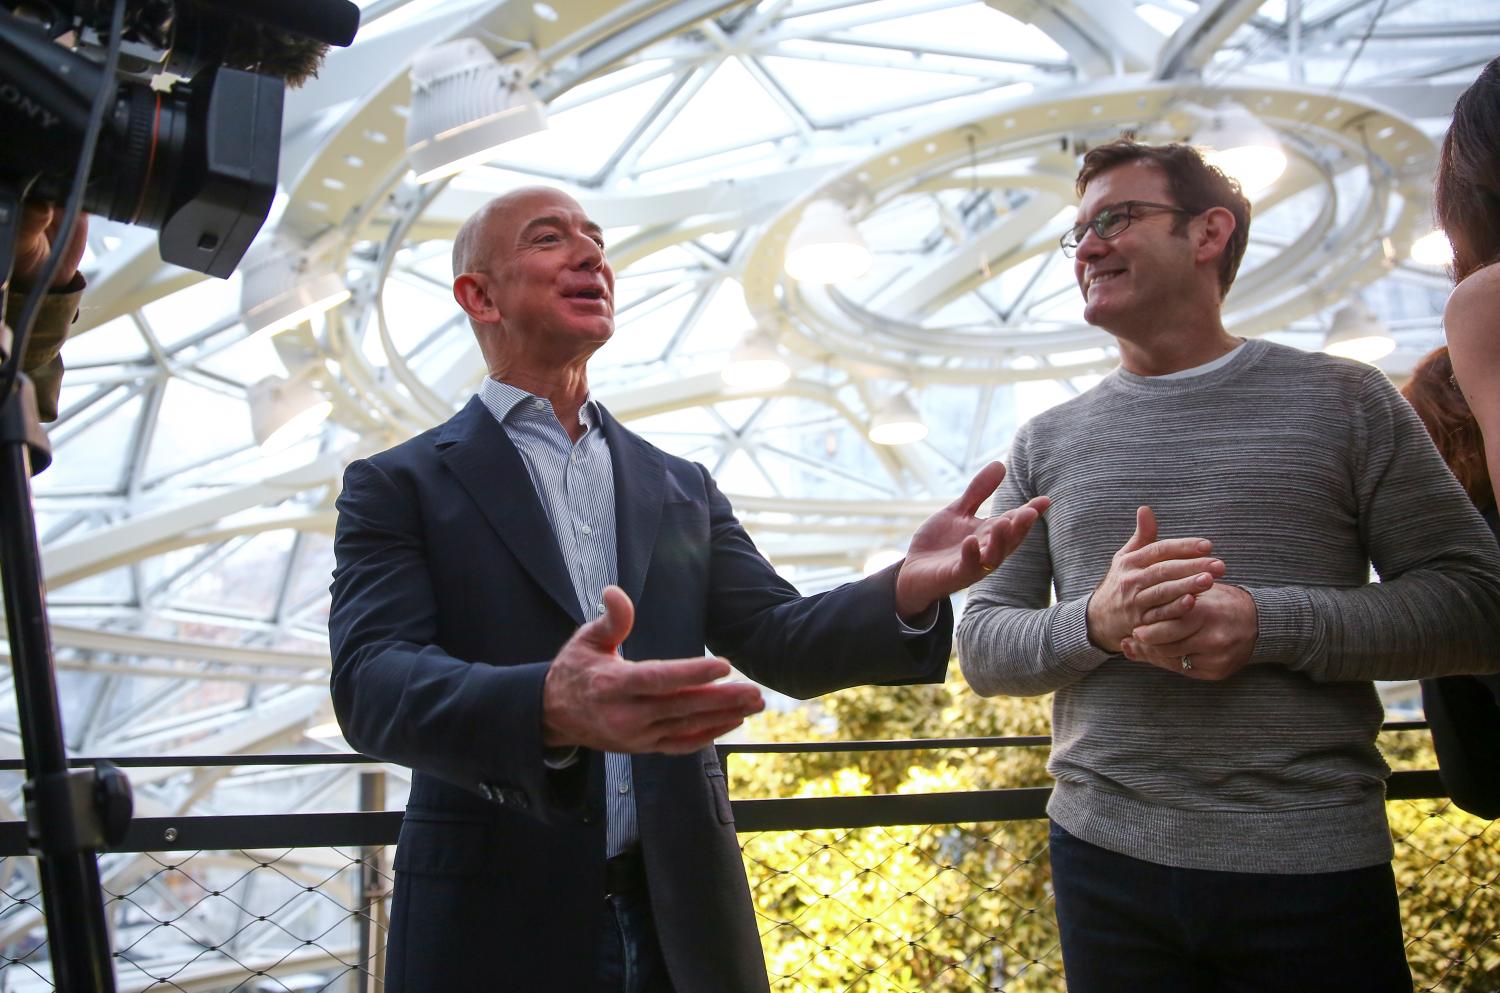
left=178, top=0, right=330, bottom=87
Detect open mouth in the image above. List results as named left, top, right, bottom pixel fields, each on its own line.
left=1088, top=271, right=1123, bottom=290
left=562, top=287, right=611, bottom=313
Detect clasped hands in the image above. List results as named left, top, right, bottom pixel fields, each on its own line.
left=1086, top=506, right=1257, bottom=681
left=542, top=461, right=1050, bottom=755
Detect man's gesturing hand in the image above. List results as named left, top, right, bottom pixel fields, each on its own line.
left=893, top=461, right=1050, bottom=621
left=542, top=586, right=765, bottom=754
left=1085, top=506, right=1224, bottom=654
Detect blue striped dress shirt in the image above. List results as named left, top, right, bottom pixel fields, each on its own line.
left=479, top=377, right=638, bottom=856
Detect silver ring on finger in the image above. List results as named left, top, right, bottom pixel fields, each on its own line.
left=1180, top=655, right=1193, bottom=671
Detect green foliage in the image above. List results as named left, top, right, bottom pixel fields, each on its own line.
left=731, top=672, right=1060, bottom=992
left=1384, top=731, right=1500, bottom=991
left=731, top=672, right=1500, bottom=992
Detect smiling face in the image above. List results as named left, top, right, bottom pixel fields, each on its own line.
left=1072, top=160, right=1198, bottom=335
left=457, top=187, right=616, bottom=368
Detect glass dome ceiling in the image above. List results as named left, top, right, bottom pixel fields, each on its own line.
left=3, top=0, right=1487, bottom=813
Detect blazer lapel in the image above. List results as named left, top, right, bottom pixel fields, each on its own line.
left=437, top=397, right=585, bottom=626
left=600, top=406, right=664, bottom=608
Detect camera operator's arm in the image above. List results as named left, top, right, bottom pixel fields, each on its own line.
left=7, top=204, right=88, bottom=422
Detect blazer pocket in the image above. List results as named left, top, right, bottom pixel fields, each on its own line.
left=704, top=764, right=735, bottom=825
left=393, top=814, right=498, bottom=876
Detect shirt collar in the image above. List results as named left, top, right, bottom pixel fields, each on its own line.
left=481, top=376, right=600, bottom=430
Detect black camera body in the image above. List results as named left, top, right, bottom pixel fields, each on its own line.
left=0, top=0, right=357, bottom=278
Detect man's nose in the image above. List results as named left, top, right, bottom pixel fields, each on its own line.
left=1074, top=227, right=1108, bottom=262
left=573, top=235, right=604, bottom=269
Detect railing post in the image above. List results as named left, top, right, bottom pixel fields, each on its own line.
left=357, top=769, right=388, bottom=993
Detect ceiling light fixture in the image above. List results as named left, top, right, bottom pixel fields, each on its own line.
left=785, top=199, right=873, bottom=284
left=1409, top=230, right=1453, bottom=267
left=248, top=374, right=334, bottom=452
left=240, top=243, right=351, bottom=339
left=1323, top=300, right=1395, bottom=363
left=1192, top=101, right=1288, bottom=197
left=721, top=330, right=791, bottom=389
left=867, top=392, right=928, bottom=446
left=406, top=38, right=547, bottom=184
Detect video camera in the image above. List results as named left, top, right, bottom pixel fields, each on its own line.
left=0, top=0, right=359, bottom=278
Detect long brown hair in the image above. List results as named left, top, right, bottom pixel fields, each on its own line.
left=1402, top=346, right=1494, bottom=511
left=1434, top=57, right=1500, bottom=283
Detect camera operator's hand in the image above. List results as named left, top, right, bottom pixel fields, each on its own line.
left=7, top=204, right=89, bottom=424
left=14, top=204, right=88, bottom=291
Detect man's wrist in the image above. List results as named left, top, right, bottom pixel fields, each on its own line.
left=1082, top=591, right=1119, bottom=653
left=895, top=601, right=939, bottom=634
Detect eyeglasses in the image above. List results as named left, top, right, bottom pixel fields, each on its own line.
left=1059, top=201, right=1200, bottom=257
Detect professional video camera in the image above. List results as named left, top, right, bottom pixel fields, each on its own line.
left=0, top=5, right=357, bottom=989
left=0, top=0, right=359, bottom=278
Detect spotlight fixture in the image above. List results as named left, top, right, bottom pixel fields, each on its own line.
left=1323, top=300, right=1395, bottom=363
left=1409, top=230, right=1453, bottom=267
left=406, top=38, right=547, bottom=184
left=1192, top=101, right=1288, bottom=197
left=785, top=199, right=873, bottom=284
left=722, top=330, right=791, bottom=388
left=867, top=392, right=928, bottom=446
left=248, top=374, right=334, bottom=452
left=240, top=241, right=351, bottom=338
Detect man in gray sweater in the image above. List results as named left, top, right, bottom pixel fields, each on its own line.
left=957, top=139, right=1500, bottom=992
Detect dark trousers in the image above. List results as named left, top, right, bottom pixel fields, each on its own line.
left=1049, top=822, right=1412, bottom=993
left=595, top=871, right=674, bottom=993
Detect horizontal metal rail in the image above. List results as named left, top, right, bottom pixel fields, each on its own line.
left=0, top=771, right=1448, bottom=854
left=0, top=720, right=1431, bottom=771
left=0, top=725, right=1448, bottom=855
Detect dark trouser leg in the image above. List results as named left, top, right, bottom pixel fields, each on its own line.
left=1202, top=860, right=1411, bottom=993
left=596, top=861, right=674, bottom=993
left=1049, top=821, right=1211, bottom=993
left=1048, top=821, right=1412, bottom=993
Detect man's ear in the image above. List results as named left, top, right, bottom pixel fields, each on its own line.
left=454, top=272, right=501, bottom=324
left=1194, top=207, right=1236, bottom=265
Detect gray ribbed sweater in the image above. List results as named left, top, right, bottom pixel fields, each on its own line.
left=957, top=339, right=1500, bottom=874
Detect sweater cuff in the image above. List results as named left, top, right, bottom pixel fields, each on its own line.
left=1047, top=594, right=1114, bottom=674
left=1247, top=586, right=1315, bottom=669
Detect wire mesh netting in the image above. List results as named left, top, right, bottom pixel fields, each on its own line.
left=741, top=802, right=1499, bottom=993
left=0, top=846, right=390, bottom=993
left=744, top=820, right=1058, bottom=993
left=1390, top=798, right=1500, bottom=992
left=2, top=801, right=1496, bottom=992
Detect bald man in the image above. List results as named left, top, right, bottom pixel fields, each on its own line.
left=328, top=187, right=1048, bottom=992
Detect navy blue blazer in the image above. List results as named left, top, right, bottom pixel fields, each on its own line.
left=329, top=395, right=952, bottom=992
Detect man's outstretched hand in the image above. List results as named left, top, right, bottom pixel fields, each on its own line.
left=893, top=461, right=1050, bottom=621
left=542, top=586, right=765, bottom=754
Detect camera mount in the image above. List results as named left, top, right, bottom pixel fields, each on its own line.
left=1, top=184, right=130, bottom=992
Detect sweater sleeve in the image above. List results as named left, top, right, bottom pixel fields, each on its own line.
left=957, top=424, right=1113, bottom=696
left=1248, top=368, right=1500, bottom=681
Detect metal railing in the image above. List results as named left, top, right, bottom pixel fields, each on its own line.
left=0, top=726, right=1493, bottom=993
